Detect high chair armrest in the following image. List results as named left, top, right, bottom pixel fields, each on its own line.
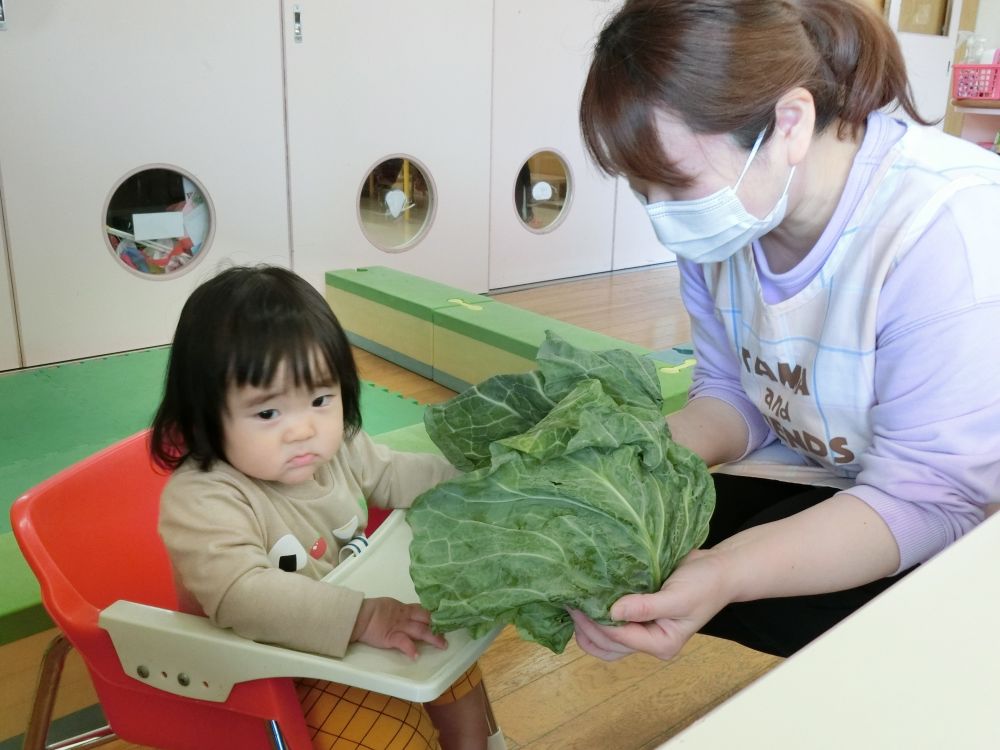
left=99, top=511, right=501, bottom=703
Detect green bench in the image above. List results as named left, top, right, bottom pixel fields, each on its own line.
left=326, top=266, right=693, bottom=412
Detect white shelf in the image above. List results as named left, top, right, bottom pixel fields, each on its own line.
left=953, top=104, right=1000, bottom=115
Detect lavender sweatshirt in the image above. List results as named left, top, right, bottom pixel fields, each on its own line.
left=679, top=112, right=1000, bottom=571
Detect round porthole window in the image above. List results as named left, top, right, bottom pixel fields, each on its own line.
left=104, top=167, right=213, bottom=277
left=358, top=156, right=435, bottom=252
left=515, top=150, right=570, bottom=232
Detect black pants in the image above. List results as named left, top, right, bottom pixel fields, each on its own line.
left=697, top=474, right=913, bottom=657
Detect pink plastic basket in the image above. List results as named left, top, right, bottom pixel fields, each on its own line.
left=952, top=63, right=1000, bottom=100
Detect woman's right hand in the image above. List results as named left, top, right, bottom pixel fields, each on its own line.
left=570, top=548, right=735, bottom=662
left=351, top=597, right=448, bottom=659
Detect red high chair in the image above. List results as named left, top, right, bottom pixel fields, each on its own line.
left=12, top=429, right=500, bottom=750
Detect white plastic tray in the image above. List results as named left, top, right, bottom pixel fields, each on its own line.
left=100, top=510, right=501, bottom=703
left=320, top=510, right=502, bottom=699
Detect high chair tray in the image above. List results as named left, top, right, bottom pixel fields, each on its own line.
left=99, top=510, right=501, bottom=703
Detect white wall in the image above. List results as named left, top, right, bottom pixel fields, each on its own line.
left=977, top=2, right=1000, bottom=46
left=0, top=221, right=21, bottom=371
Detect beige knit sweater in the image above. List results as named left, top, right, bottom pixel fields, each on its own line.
left=158, top=430, right=459, bottom=658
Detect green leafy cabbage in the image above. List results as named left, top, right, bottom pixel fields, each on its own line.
left=408, top=332, right=714, bottom=653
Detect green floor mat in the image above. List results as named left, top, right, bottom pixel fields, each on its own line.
left=0, top=347, right=427, bottom=535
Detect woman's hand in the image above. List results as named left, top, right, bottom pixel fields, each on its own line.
left=351, top=597, right=448, bottom=659
left=570, top=549, right=734, bottom=661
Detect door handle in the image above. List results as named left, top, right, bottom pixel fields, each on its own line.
left=293, top=5, right=302, bottom=44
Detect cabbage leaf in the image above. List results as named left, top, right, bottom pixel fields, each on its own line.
left=408, top=332, right=714, bottom=653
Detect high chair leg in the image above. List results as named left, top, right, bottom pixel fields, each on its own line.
left=22, top=633, right=117, bottom=750
left=482, top=685, right=507, bottom=750
left=267, top=719, right=289, bottom=750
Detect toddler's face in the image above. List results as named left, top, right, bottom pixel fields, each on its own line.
left=221, top=360, right=344, bottom=484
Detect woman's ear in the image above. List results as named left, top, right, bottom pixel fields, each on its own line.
left=773, top=87, right=815, bottom=166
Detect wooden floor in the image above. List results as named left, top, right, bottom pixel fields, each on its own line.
left=12, top=265, right=780, bottom=750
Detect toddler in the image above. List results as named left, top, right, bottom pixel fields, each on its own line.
left=151, top=265, right=495, bottom=750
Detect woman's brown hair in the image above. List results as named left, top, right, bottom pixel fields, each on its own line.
left=580, top=0, right=931, bottom=187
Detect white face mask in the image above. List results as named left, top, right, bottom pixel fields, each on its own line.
left=643, top=128, right=796, bottom=264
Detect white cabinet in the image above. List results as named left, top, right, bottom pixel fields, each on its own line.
left=0, top=0, right=290, bottom=365
left=283, top=1, right=493, bottom=294
left=886, top=0, right=965, bottom=125
left=954, top=106, right=1000, bottom=155
left=488, top=0, right=618, bottom=289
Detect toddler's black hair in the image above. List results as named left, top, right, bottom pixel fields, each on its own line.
left=150, top=265, right=361, bottom=471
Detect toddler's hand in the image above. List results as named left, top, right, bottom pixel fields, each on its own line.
left=351, top=597, right=448, bottom=660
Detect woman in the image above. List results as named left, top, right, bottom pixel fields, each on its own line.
left=570, top=0, right=1000, bottom=661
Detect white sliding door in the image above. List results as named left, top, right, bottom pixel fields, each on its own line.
left=284, top=1, right=493, bottom=293
left=0, top=0, right=290, bottom=365
left=489, top=0, right=618, bottom=289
